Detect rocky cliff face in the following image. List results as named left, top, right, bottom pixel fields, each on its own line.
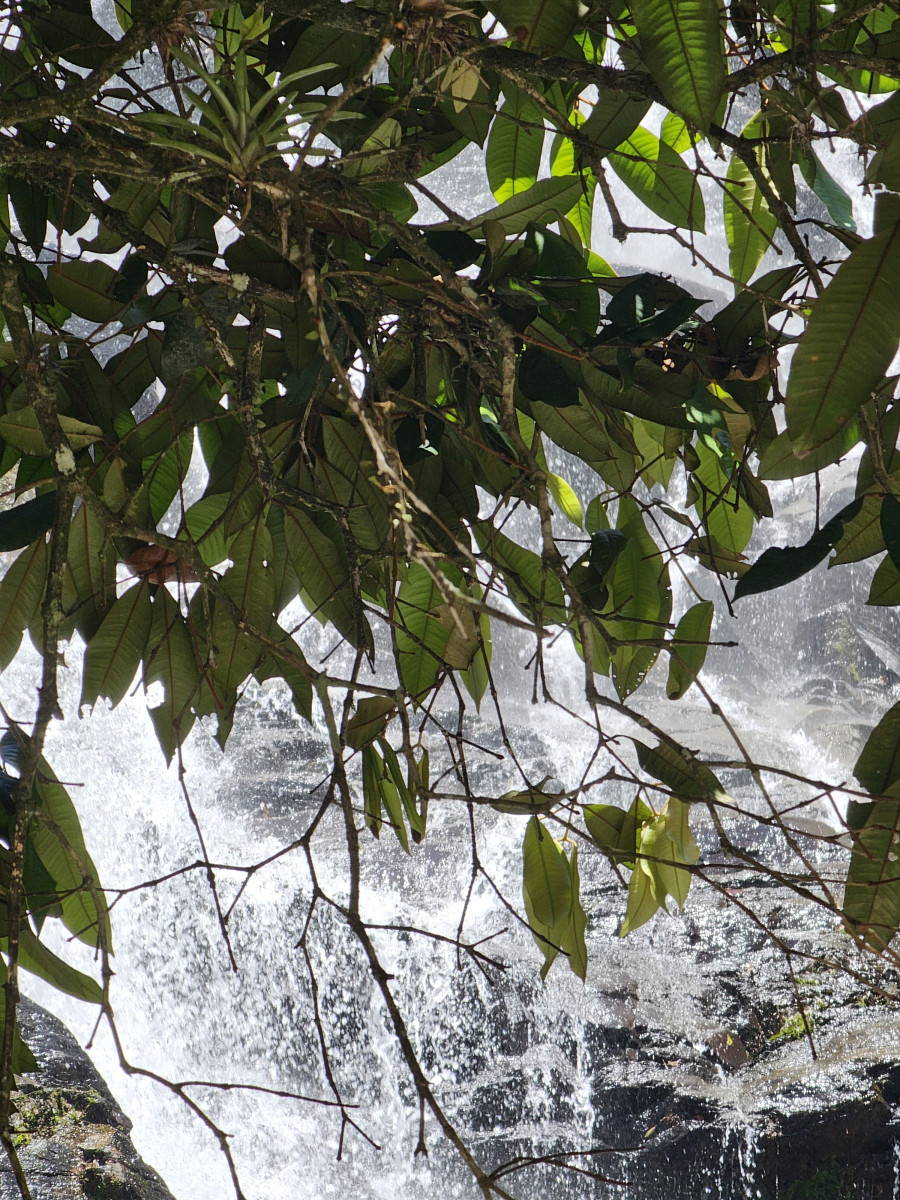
left=0, top=999, right=174, bottom=1200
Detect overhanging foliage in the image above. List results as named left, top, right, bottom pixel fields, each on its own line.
left=0, top=0, right=899, bottom=1195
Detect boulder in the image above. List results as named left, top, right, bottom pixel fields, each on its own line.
left=0, top=999, right=175, bottom=1200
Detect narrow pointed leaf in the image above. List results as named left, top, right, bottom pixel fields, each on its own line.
left=522, top=816, right=571, bottom=929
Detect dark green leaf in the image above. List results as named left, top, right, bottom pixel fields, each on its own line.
left=733, top=498, right=863, bottom=599
left=0, top=491, right=55, bottom=552
left=786, top=223, right=900, bottom=454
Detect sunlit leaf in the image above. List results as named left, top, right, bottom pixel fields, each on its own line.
left=631, top=0, right=725, bottom=132
left=666, top=600, right=714, bottom=700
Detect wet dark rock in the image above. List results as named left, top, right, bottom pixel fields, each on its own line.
left=0, top=1000, right=174, bottom=1200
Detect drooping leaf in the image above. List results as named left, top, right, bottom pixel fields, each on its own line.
left=15, top=923, right=103, bottom=1004
left=212, top=518, right=275, bottom=710
left=486, top=90, right=543, bottom=203
left=282, top=505, right=367, bottom=649
left=619, top=855, right=661, bottom=935
left=723, top=141, right=777, bottom=287
left=143, top=587, right=202, bottom=764
left=843, top=785, right=900, bottom=951
left=606, top=496, right=672, bottom=698
left=0, top=490, right=56, bottom=552
left=786, top=223, right=900, bottom=454
left=30, top=758, right=111, bottom=950
left=522, top=816, right=571, bottom=929
left=733, top=498, right=863, bottom=600
left=666, top=600, right=714, bottom=700
left=855, top=700, right=900, bottom=795
left=345, top=696, right=396, bottom=750
left=81, top=580, right=153, bottom=711
left=631, top=0, right=725, bottom=132
left=0, top=538, right=48, bottom=671
left=585, top=795, right=653, bottom=867
left=609, top=127, right=705, bottom=232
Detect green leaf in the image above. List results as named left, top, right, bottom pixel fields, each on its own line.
left=619, top=857, right=661, bottom=935
left=31, top=760, right=111, bottom=950
left=491, top=783, right=561, bottom=816
left=0, top=538, right=48, bottom=671
left=843, top=785, right=900, bottom=951
left=868, top=554, right=900, bottom=606
left=581, top=94, right=651, bottom=157
left=786, top=223, right=900, bottom=455
left=460, top=583, right=492, bottom=711
left=641, top=799, right=698, bottom=910
left=81, top=581, right=153, bottom=710
left=585, top=795, right=653, bottom=866
left=65, top=502, right=116, bottom=642
left=631, top=0, right=725, bottom=132
left=143, top=588, right=201, bottom=764
left=46, top=260, right=121, bottom=323
left=693, top=441, right=755, bottom=555
left=609, top=127, right=705, bottom=232
left=0, top=491, right=56, bottom=552
left=733, top=498, right=863, bottom=599
left=723, top=142, right=777, bottom=287
left=757, top=422, right=860, bottom=480
left=282, top=505, right=367, bottom=649
left=394, top=563, right=457, bottom=697
left=212, top=517, right=274, bottom=706
left=486, top=90, right=544, bottom=203
left=881, top=494, right=900, bottom=572
left=484, top=0, right=580, bottom=51
left=472, top=521, right=566, bottom=624
left=634, top=738, right=731, bottom=805
left=830, top=493, right=884, bottom=565
left=562, top=844, right=588, bottom=981
left=547, top=472, right=582, bottom=526
left=463, top=176, right=586, bottom=236
left=345, top=696, right=396, bottom=750
left=183, top=493, right=230, bottom=567
left=522, top=816, right=571, bottom=929
left=16, top=924, right=103, bottom=1004
left=0, top=409, right=103, bottom=457
left=796, top=148, right=856, bottom=232
left=362, top=744, right=383, bottom=839
left=606, top=496, right=672, bottom=698
left=667, top=600, right=714, bottom=700
left=855, top=700, right=900, bottom=794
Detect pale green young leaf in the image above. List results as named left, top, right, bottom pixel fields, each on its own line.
left=547, top=471, right=583, bottom=526
left=620, top=859, right=661, bottom=935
